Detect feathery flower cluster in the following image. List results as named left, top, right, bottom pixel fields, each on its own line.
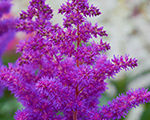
left=0, top=0, right=12, bottom=18
left=0, top=0, right=17, bottom=97
left=0, top=0, right=16, bottom=63
left=0, top=0, right=150, bottom=119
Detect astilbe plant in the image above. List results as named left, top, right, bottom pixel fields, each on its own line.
left=0, top=0, right=150, bottom=119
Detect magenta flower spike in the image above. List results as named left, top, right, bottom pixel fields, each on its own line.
left=0, top=0, right=18, bottom=97
left=0, top=0, right=149, bottom=119
left=0, top=0, right=12, bottom=18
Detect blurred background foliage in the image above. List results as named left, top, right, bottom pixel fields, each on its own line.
left=0, top=0, right=150, bottom=120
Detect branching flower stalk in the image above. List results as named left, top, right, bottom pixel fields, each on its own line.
left=0, top=0, right=150, bottom=120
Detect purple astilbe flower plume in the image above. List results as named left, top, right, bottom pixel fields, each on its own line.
left=88, top=88, right=150, bottom=120
left=0, top=0, right=12, bottom=18
left=0, top=0, right=149, bottom=119
left=0, top=0, right=18, bottom=63
left=0, top=0, right=18, bottom=97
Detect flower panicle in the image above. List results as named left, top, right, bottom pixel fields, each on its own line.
left=0, top=0, right=149, bottom=120
left=0, top=0, right=18, bottom=97
left=16, top=0, right=53, bottom=33
left=96, top=88, right=150, bottom=120
left=0, top=0, right=12, bottom=18
left=58, top=0, right=101, bottom=28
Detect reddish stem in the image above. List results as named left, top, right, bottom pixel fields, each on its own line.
left=73, top=17, right=80, bottom=120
